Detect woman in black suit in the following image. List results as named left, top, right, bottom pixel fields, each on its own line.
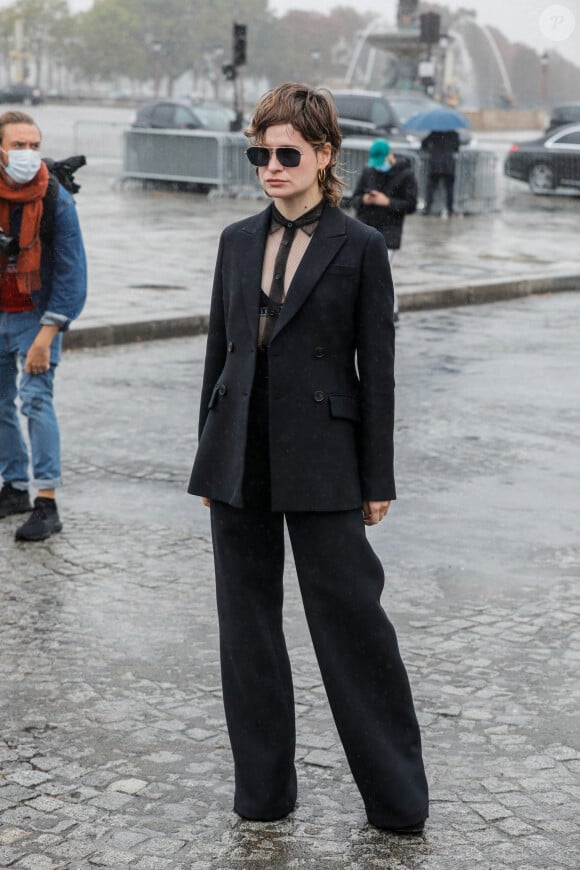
left=188, top=83, right=428, bottom=832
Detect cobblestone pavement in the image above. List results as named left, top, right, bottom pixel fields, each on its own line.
left=1, top=295, right=579, bottom=868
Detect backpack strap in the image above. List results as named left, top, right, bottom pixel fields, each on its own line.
left=40, top=175, right=60, bottom=247
left=38, top=155, right=85, bottom=247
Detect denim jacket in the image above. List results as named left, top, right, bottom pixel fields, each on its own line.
left=10, top=184, right=87, bottom=331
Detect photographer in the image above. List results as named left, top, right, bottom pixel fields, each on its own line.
left=351, top=138, right=418, bottom=322
left=0, top=111, right=86, bottom=541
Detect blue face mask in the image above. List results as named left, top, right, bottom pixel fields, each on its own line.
left=375, top=161, right=392, bottom=173
left=1, top=148, right=42, bottom=184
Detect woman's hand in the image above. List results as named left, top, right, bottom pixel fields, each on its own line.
left=362, top=500, right=391, bottom=525
left=363, top=190, right=390, bottom=207
left=202, top=497, right=211, bottom=507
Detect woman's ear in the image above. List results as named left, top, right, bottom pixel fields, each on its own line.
left=318, top=142, right=332, bottom=170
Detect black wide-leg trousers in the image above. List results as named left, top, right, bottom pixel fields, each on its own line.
left=210, top=500, right=429, bottom=828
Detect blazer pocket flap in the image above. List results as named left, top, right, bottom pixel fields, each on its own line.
left=326, top=264, right=356, bottom=275
left=329, top=394, right=360, bottom=422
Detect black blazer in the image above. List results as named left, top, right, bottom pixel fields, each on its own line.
left=188, top=202, right=396, bottom=512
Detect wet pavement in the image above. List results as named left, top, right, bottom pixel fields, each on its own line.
left=20, top=104, right=580, bottom=346
left=67, top=163, right=580, bottom=345
left=2, top=292, right=579, bottom=869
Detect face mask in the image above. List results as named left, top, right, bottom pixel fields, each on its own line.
left=375, top=161, right=392, bottom=173
left=1, top=148, right=42, bottom=184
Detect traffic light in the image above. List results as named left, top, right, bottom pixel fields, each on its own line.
left=233, top=23, right=247, bottom=67
left=420, top=12, right=441, bottom=44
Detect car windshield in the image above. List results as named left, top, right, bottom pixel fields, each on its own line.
left=390, top=95, right=440, bottom=124
left=192, top=105, right=234, bottom=131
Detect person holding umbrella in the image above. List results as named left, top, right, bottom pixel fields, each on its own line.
left=404, top=107, right=469, bottom=217
left=421, top=129, right=460, bottom=216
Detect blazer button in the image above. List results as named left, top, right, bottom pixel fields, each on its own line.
left=227, top=340, right=235, bottom=352
left=313, top=346, right=325, bottom=359
left=218, top=384, right=227, bottom=396
left=313, top=390, right=325, bottom=402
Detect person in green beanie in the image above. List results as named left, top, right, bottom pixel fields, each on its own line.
left=351, top=138, right=418, bottom=322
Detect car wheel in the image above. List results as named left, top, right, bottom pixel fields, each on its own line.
left=528, top=163, right=556, bottom=193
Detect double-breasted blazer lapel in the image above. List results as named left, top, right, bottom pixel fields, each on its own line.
left=231, top=203, right=347, bottom=345
left=271, top=204, right=347, bottom=343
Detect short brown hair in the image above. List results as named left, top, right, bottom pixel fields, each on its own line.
left=0, top=110, right=40, bottom=145
left=245, top=82, right=345, bottom=207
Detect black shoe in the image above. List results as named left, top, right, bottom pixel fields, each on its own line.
left=0, top=482, right=32, bottom=518
left=390, top=822, right=425, bottom=835
left=15, top=497, right=62, bottom=542
left=370, top=819, right=425, bottom=835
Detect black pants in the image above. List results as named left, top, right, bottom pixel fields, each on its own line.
left=425, top=171, right=455, bottom=214
left=209, top=500, right=429, bottom=828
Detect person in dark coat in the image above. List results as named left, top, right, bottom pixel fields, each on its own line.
left=188, top=82, right=428, bottom=833
left=351, top=138, right=418, bottom=320
left=421, top=129, right=460, bottom=216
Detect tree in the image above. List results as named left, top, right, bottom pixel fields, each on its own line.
left=69, top=0, right=152, bottom=85
left=4, top=0, right=70, bottom=84
left=247, top=7, right=372, bottom=87
left=68, top=0, right=267, bottom=95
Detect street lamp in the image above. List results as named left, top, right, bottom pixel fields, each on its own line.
left=210, top=44, right=224, bottom=101
left=310, top=48, right=321, bottom=86
left=540, top=50, right=550, bottom=106
left=152, top=41, right=162, bottom=98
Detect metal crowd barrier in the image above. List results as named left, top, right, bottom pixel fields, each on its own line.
left=122, top=129, right=501, bottom=213
left=453, top=150, right=500, bottom=213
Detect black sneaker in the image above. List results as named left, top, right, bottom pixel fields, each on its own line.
left=0, top=482, right=32, bottom=519
left=390, top=822, right=425, bottom=835
left=15, top=497, right=62, bottom=542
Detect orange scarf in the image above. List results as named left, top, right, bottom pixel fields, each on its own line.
left=0, top=161, right=50, bottom=295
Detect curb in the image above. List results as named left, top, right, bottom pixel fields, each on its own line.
left=63, top=272, right=580, bottom=351
left=398, top=271, right=580, bottom=312
left=63, top=314, right=209, bottom=351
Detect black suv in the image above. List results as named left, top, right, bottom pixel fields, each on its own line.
left=546, top=103, right=580, bottom=133
left=331, top=90, right=420, bottom=147
left=332, top=90, right=399, bottom=137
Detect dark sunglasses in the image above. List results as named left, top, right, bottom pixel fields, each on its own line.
left=246, top=146, right=303, bottom=168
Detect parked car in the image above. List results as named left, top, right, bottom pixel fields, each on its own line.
left=504, top=123, right=580, bottom=193
left=331, top=89, right=419, bottom=147
left=132, top=100, right=236, bottom=131
left=387, top=90, right=472, bottom=145
left=0, top=82, right=44, bottom=105
left=546, top=102, right=580, bottom=133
